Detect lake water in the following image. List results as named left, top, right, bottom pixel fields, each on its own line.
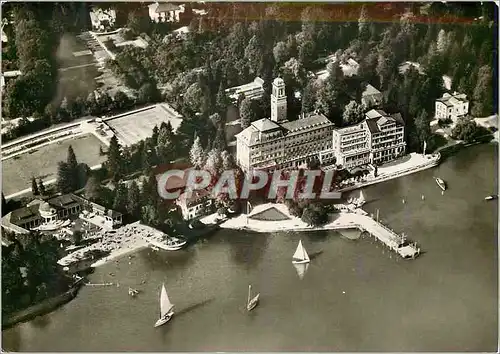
left=2, top=144, right=498, bottom=351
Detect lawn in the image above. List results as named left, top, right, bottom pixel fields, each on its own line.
left=2, top=134, right=106, bottom=196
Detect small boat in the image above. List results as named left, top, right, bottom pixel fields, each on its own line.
left=128, top=288, right=139, bottom=297
left=434, top=177, right=446, bottom=191
left=163, top=237, right=187, bottom=251
left=154, top=283, right=174, bottom=328
left=292, top=240, right=310, bottom=264
left=485, top=195, right=497, bottom=201
left=246, top=285, right=260, bottom=312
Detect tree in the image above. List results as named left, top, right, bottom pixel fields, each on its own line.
left=84, top=176, right=101, bottom=202
left=239, top=97, right=257, bottom=129
left=301, top=202, right=328, bottom=227
left=414, top=110, right=431, bottom=149
left=301, top=82, right=316, bottom=114
left=273, top=40, right=289, bottom=67
left=189, top=136, right=205, bottom=168
left=138, top=82, right=160, bottom=104
left=113, top=183, right=128, bottom=213
left=156, top=122, right=175, bottom=164
left=472, top=65, right=494, bottom=117
left=67, top=145, right=78, bottom=173
left=126, top=181, right=141, bottom=217
left=38, top=179, right=46, bottom=195
left=205, top=148, right=223, bottom=176
left=342, top=101, right=365, bottom=126
left=127, top=10, right=150, bottom=35
left=56, top=162, right=74, bottom=194
left=31, top=177, right=39, bottom=196
left=107, top=135, right=123, bottom=182
left=113, top=90, right=132, bottom=110
left=358, top=5, right=370, bottom=41
left=213, top=126, right=227, bottom=151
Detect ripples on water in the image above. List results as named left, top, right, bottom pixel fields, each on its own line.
left=2, top=144, right=498, bottom=352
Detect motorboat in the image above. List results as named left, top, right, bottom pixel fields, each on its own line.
left=434, top=177, right=446, bottom=191
left=485, top=195, right=497, bottom=201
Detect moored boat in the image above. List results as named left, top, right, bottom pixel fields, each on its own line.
left=485, top=195, right=497, bottom=201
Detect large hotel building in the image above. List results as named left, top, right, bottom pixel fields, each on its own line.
left=235, top=78, right=406, bottom=172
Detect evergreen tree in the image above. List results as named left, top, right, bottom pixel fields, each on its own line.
left=56, top=162, right=74, bottom=194
left=113, top=184, right=128, bottom=213
left=84, top=175, right=101, bottom=202
left=126, top=181, right=141, bottom=218
left=67, top=145, right=78, bottom=171
left=189, top=136, right=205, bottom=168
left=239, top=97, right=257, bottom=129
left=38, top=179, right=46, bottom=195
left=107, top=135, right=123, bottom=182
left=31, top=177, right=39, bottom=196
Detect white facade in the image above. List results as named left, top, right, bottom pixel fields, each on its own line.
left=270, top=78, right=287, bottom=123
left=333, top=109, right=406, bottom=169
left=365, top=109, right=406, bottom=165
left=148, top=3, right=185, bottom=23
left=332, top=122, right=371, bottom=169
left=435, top=92, right=469, bottom=122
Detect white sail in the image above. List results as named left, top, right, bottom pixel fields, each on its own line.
left=358, top=190, right=365, bottom=203
left=293, top=262, right=309, bottom=279
left=160, top=283, right=174, bottom=317
left=293, top=240, right=309, bottom=262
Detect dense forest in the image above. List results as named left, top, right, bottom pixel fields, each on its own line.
left=2, top=232, right=71, bottom=317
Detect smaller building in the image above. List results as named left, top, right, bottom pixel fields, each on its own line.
left=361, top=84, right=383, bottom=108
left=89, top=7, right=117, bottom=31
left=176, top=189, right=213, bottom=220
left=435, top=92, right=469, bottom=122
left=1, top=194, right=122, bottom=234
left=225, top=77, right=265, bottom=103
left=332, top=122, right=371, bottom=170
left=365, top=109, right=406, bottom=165
left=148, top=2, right=185, bottom=23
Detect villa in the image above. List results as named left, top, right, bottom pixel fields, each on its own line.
left=176, top=189, right=213, bottom=220
left=89, top=6, right=117, bottom=31
left=435, top=92, right=469, bottom=122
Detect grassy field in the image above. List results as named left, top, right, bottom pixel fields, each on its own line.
left=2, top=134, right=106, bottom=196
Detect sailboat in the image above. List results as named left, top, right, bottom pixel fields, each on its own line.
left=154, top=283, right=175, bottom=328
left=292, top=240, right=310, bottom=264
left=246, top=285, right=260, bottom=312
left=357, top=190, right=366, bottom=207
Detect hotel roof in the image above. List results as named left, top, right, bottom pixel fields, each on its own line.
left=280, top=113, right=333, bottom=134
left=364, top=109, right=404, bottom=134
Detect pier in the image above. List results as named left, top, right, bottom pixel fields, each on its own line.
left=219, top=203, right=421, bottom=260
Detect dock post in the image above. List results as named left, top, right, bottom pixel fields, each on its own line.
left=376, top=209, right=379, bottom=222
